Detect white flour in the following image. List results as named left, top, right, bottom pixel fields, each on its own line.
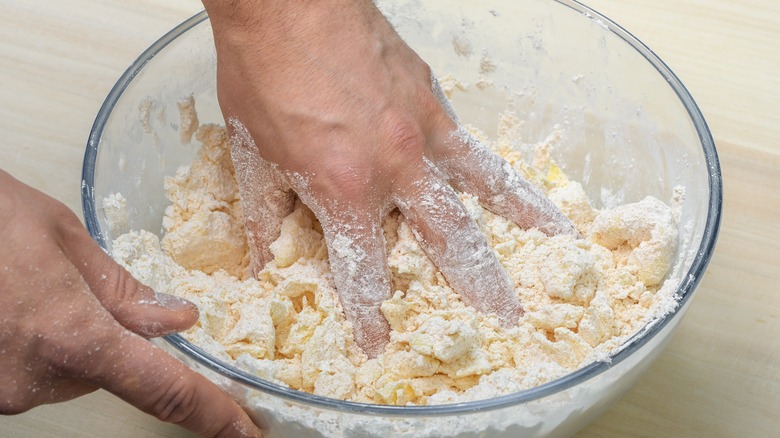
left=110, top=113, right=681, bottom=407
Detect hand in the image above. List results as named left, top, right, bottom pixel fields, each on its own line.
left=0, top=171, right=263, bottom=438
left=203, top=0, right=576, bottom=357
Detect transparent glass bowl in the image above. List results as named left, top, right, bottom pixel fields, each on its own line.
left=82, top=1, right=721, bottom=437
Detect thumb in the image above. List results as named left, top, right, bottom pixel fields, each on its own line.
left=58, top=216, right=199, bottom=337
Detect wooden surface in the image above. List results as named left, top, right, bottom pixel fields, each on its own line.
left=1, top=0, right=778, bottom=436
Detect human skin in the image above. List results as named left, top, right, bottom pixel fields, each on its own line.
left=0, top=170, right=263, bottom=438
left=201, top=0, right=577, bottom=357
left=0, top=0, right=576, bottom=433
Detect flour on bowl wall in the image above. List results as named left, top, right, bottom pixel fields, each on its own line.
left=108, top=88, right=683, bottom=408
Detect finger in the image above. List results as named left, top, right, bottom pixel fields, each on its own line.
left=438, top=127, right=578, bottom=236
left=394, top=162, right=523, bottom=326
left=282, top=167, right=392, bottom=358
left=429, top=75, right=577, bottom=236
left=15, top=253, right=261, bottom=437
left=320, top=208, right=392, bottom=358
left=228, top=117, right=295, bottom=276
left=81, top=328, right=262, bottom=437
left=56, top=213, right=199, bottom=338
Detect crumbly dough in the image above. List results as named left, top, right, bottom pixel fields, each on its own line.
left=112, top=115, right=680, bottom=406
left=102, top=192, right=129, bottom=237
left=176, top=95, right=200, bottom=144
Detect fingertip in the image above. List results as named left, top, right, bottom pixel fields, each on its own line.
left=349, top=304, right=391, bottom=359
left=177, top=373, right=266, bottom=438
left=210, top=398, right=265, bottom=438
left=110, top=288, right=200, bottom=338
left=133, top=293, right=200, bottom=337
left=155, top=292, right=200, bottom=335
left=231, top=409, right=266, bottom=438
left=156, top=293, right=200, bottom=322
left=319, top=216, right=392, bottom=358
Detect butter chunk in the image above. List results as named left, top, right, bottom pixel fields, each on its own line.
left=591, top=196, right=678, bottom=286
left=269, top=206, right=325, bottom=268
left=301, top=316, right=355, bottom=397
left=540, top=238, right=596, bottom=301
left=222, top=301, right=276, bottom=360
left=163, top=210, right=246, bottom=275
left=409, top=315, right=479, bottom=363
left=526, top=303, right=586, bottom=331
left=279, top=305, right=323, bottom=356
left=578, top=290, right=617, bottom=347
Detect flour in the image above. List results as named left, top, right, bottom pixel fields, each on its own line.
left=176, top=95, right=199, bottom=144
left=451, top=33, right=473, bottom=57
left=110, top=109, right=681, bottom=407
left=102, top=192, right=129, bottom=237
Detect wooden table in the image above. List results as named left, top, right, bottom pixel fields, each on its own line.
left=1, top=0, right=778, bottom=436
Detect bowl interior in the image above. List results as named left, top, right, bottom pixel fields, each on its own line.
left=83, top=0, right=720, bottom=423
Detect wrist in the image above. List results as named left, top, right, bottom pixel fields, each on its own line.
left=201, top=0, right=377, bottom=44
left=201, top=0, right=267, bottom=43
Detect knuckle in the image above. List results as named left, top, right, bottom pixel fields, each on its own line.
left=150, top=376, right=199, bottom=425
left=100, top=263, right=149, bottom=314
left=376, top=111, right=434, bottom=188
left=115, top=264, right=146, bottom=303
left=303, top=158, right=378, bottom=211
left=379, top=112, right=427, bottom=162
left=316, top=159, right=375, bottom=200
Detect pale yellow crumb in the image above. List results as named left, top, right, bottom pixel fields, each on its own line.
left=111, top=111, right=680, bottom=406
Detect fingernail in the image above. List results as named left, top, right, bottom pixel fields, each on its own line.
left=156, top=292, right=195, bottom=311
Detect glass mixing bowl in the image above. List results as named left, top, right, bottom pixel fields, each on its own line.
left=82, top=0, right=721, bottom=436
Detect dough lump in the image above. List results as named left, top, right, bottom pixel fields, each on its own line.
left=112, top=115, right=681, bottom=406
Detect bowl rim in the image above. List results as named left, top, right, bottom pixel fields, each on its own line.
left=82, top=0, right=722, bottom=417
